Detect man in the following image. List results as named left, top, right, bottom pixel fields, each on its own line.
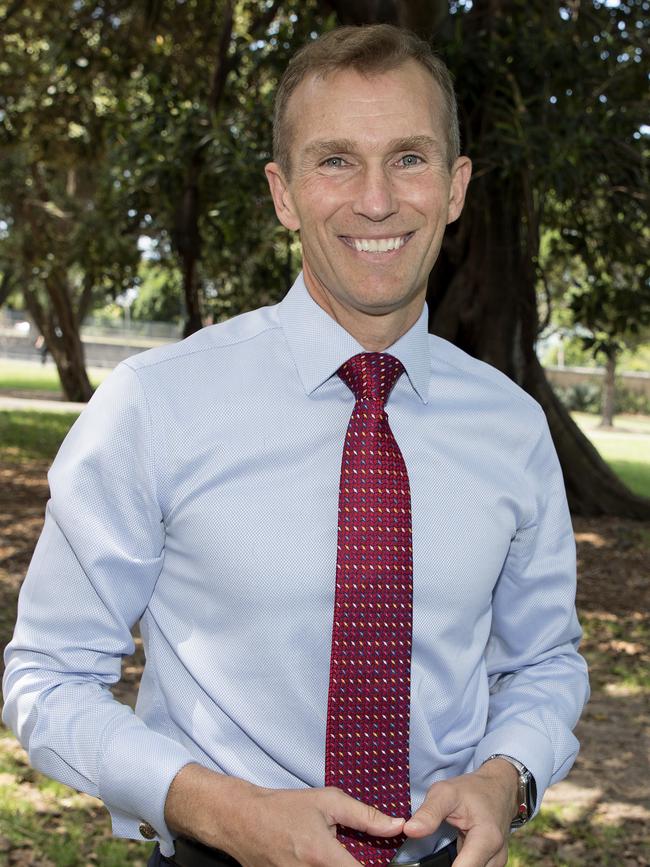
left=3, top=24, right=589, bottom=867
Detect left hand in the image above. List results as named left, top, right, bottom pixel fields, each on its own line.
left=402, top=758, right=519, bottom=867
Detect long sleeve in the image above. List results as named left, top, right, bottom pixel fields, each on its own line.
left=471, top=414, right=590, bottom=811
left=2, top=363, right=195, bottom=854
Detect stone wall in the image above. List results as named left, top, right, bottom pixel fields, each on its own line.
left=545, top=366, right=650, bottom=398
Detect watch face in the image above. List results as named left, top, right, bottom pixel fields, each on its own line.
left=516, top=770, right=533, bottom=826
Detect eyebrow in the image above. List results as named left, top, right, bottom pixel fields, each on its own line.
left=301, top=135, right=444, bottom=162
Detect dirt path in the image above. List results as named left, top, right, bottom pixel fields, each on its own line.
left=0, top=459, right=648, bottom=865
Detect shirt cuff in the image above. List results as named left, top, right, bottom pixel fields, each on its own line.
left=97, top=715, right=196, bottom=854
left=471, top=723, right=554, bottom=816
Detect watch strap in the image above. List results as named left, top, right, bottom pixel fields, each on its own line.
left=484, top=753, right=536, bottom=828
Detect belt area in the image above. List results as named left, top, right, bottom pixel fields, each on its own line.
left=171, top=837, right=457, bottom=867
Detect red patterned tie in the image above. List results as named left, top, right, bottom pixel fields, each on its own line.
left=326, top=352, right=413, bottom=867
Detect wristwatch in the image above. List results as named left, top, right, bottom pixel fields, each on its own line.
left=484, top=754, right=536, bottom=828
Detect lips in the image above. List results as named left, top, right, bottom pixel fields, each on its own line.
left=339, top=232, right=414, bottom=253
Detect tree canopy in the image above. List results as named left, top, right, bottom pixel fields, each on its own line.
left=1, top=0, right=648, bottom=515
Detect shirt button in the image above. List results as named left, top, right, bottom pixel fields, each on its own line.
left=139, top=821, right=157, bottom=840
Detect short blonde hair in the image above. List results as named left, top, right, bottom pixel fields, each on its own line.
left=273, top=24, right=460, bottom=177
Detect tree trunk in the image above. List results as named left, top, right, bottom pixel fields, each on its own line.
left=526, top=354, right=649, bottom=518
left=173, top=0, right=237, bottom=339
left=0, top=266, right=15, bottom=306
left=47, top=333, right=94, bottom=404
left=600, top=351, right=617, bottom=429
left=175, top=158, right=204, bottom=339
left=319, top=0, right=650, bottom=518
left=427, top=113, right=648, bottom=518
left=22, top=279, right=94, bottom=404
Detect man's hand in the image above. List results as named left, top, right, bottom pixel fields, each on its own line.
left=165, top=762, right=405, bottom=867
left=403, top=759, right=519, bottom=867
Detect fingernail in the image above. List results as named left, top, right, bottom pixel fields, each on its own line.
left=406, top=818, right=423, bottom=830
left=389, top=817, right=404, bottom=825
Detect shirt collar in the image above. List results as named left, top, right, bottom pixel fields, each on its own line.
left=277, top=272, right=431, bottom=404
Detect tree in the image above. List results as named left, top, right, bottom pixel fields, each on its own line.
left=117, top=0, right=330, bottom=334
left=130, top=259, right=183, bottom=323
left=0, top=0, right=322, bottom=395
left=324, top=0, right=649, bottom=518
left=2, top=0, right=647, bottom=515
left=540, top=221, right=649, bottom=428
left=0, top=0, right=143, bottom=400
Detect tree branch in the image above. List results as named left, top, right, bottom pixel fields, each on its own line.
left=78, top=272, right=96, bottom=324
left=207, top=0, right=235, bottom=118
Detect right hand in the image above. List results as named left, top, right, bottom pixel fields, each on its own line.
left=165, top=763, right=405, bottom=866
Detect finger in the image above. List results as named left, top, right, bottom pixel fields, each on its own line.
left=281, top=831, right=365, bottom=867
left=403, top=784, right=458, bottom=838
left=324, top=788, right=405, bottom=837
left=452, top=826, right=506, bottom=867
left=485, top=850, right=509, bottom=867
left=319, top=835, right=369, bottom=867
left=472, top=846, right=508, bottom=867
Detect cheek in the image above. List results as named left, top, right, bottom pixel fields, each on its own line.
left=296, top=177, right=351, bottom=222
left=404, top=185, right=448, bottom=215
left=396, top=170, right=450, bottom=210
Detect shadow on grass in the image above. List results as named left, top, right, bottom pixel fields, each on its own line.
left=0, top=411, right=80, bottom=464
left=606, top=459, right=650, bottom=500
left=509, top=801, right=646, bottom=867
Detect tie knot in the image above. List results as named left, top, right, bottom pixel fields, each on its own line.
left=338, top=352, right=404, bottom=405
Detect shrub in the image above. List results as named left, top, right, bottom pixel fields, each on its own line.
left=554, top=383, right=602, bottom=413
left=553, top=383, right=650, bottom=415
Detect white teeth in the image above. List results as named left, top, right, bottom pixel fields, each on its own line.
left=351, top=235, right=408, bottom=253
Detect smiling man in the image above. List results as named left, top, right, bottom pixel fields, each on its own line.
left=265, top=56, right=468, bottom=351
left=3, top=24, right=588, bottom=867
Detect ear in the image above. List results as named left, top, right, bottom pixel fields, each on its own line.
left=265, top=162, right=301, bottom=232
left=446, top=156, right=472, bottom=225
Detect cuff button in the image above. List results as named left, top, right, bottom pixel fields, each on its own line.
left=139, top=821, right=157, bottom=840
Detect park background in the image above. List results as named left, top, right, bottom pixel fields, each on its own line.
left=0, top=0, right=648, bottom=864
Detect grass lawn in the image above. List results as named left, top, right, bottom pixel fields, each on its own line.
left=572, top=412, right=650, bottom=499
left=0, top=410, right=81, bottom=462
left=0, top=359, right=108, bottom=394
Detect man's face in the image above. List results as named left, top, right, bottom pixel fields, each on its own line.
left=265, top=61, right=471, bottom=340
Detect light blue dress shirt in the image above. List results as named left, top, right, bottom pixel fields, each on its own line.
left=3, top=274, right=589, bottom=862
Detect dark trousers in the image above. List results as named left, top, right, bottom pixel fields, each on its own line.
left=148, top=846, right=169, bottom=866
left=147, top=840, right=458, bottom=866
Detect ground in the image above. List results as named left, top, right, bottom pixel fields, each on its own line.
left=0, top=457, right=648, bottom=866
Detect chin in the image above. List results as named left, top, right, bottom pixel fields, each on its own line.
left=350, top=281, right=416, bottom=311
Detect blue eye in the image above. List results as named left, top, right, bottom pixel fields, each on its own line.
left=324, top=157, right=346, bottom=168
left=400, top=154, right=422, bottom=167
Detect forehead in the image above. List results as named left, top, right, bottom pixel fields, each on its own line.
left=286, top=61, right=445, bottom=157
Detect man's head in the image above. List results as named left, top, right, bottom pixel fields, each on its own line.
left=273, top=24, right=460, bottom=179
left=265, top=25, right=471, bottom=349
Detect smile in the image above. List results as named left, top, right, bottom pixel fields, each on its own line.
left=340, top=233, right=414, bottom=253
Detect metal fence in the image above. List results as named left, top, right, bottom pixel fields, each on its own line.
left=0, top=309, right=181, bottom=342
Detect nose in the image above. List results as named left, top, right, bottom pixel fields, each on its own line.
left=351, top=164, right=398, bottom=222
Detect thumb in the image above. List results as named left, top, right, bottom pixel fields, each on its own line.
left=325, top=789, right=406, bottom=837
left=403, top=784, right=458, bottom=839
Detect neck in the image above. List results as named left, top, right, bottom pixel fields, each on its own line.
left=303, top=276, right=424, bottom=351
left=340, top=308, right=419, bottom=351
